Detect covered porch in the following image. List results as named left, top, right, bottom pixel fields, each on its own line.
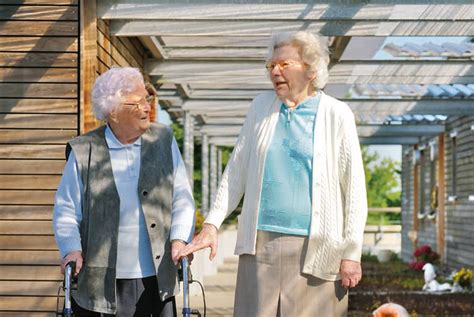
left=0, top=0, right=473, bottom=315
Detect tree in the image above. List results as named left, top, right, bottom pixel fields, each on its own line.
left=362, top=146, right=401, bottom=208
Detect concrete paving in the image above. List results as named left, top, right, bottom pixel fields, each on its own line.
left=176, top=256, right=238, bottom=317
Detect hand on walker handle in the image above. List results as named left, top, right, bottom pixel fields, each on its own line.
left=171, top=240, right=194, bottom=265
left=61, top=250, right=83, bottom=276
left=179, top=223, right=219, bottom=261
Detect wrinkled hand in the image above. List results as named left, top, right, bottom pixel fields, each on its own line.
left=61, top=250, right=83, bottom=276
left=339, top=259, right=362, bottom=289
left=178, top=224, right=218, bottom=261
left=171, top=240, right=193, bottom=265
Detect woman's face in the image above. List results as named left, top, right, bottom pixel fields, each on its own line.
left=109, top=84, right=151, bottom=143
left=268, top=45, right=314, bottom=104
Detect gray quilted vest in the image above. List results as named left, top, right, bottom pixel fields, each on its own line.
left=67, top=123, right=177, bottom=314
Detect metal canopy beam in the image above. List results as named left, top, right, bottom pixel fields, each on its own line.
left=208, top=136, right=238, bottom=147
left=156, top=45, right=472, bottom=61
left=328, top=75, right=474, bottom=85
left=208, top=135, right=420, bottom=146
left=202, top=117, right=247, bottom=125
left=147, top=60, right=472, bottom=85
left=138, top=36, right=167, bottom=60
left=147, top=60, right=470, bottom=75
left=98, top=2, right=472, bottom=21
left=169, top=99, right=474, bottom=116
left=200, top=124, right=445, bottom=137
left=358, top=124, right=445, bottom=137
left=110, top=19, right=472, bottom=37
left=359, top=137, right=420, bottom=145
left=169, top=87, right=473, bottom=100
left=153, top=75, right=473, bottom=86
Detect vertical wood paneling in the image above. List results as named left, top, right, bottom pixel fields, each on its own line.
left=80, top=0, right=98, bottom=133
left=444, top=116, right=474, bottom=270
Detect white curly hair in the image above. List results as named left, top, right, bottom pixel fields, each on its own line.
left=266, top=31, right=330, bottom=90
left=92, top=67, right=145, bottom=120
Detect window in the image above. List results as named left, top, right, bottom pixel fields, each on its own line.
left=428, top=141, right=438, bottom=219
left=470, top=125, right=474, bottom=202
left=403, top=150, right=411, bottom=207
left=418, top=148, right=427, bottom=219
left=448, top=131, right=457, bottom=202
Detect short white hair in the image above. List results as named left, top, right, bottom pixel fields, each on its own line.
left=267, top=31, right=330, bottom=90
left=92, top=67, right=145, bottom=120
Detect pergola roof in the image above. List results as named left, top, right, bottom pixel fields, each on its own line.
left=98, top=1, right=474, bottom=146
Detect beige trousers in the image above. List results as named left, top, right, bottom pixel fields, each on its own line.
left=234, top=231, right=348, bottom=317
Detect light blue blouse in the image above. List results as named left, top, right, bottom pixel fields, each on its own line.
left=257, top=94, right=320, bottom=236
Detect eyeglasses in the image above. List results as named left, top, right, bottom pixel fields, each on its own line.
left=265, top=60, right=304, bottom=72
left=123, top=95, right=154, bottom=111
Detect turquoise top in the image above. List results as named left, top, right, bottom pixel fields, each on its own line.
left=257, top=94, right=320, bottom=236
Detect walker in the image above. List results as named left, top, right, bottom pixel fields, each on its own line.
left=56, top=261, right=77, bottom=317
left=180, top=257, right=205, bottom=317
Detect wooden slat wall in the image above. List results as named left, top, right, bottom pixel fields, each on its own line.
left=0, top=0, right=78, bottom=314
left=0, top=0, right=147, bottom=313
left=401, top=116, right=474, bottom=271
left=415, top=138, right=438, bottom=251
left=444, top=116, right=474, bottom=270
left=83, top=17, right=146, bottom=131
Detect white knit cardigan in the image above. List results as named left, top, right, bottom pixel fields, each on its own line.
left=205, top=91, right=368, bottom=281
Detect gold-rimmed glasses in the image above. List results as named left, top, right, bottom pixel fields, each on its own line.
left=123, top=95, right=154, bottom=111
left=265, top=60, right=304, bottom=72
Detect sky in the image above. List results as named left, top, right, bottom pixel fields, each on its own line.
left=366, top=145, right=401, bottom=163
left=157, top=105, right=172, bottom=125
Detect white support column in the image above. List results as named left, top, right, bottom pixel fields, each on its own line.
left=201, top=133, right=209, bottom=216
left=217, top=148, right=223, bottom=185
left=210, top=143, right=218, bottom=207
left=183, top=111, right=194, bottom=189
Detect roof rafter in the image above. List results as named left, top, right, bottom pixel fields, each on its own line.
left=110, top=20, right=472, bottom=37
left=163, top=98, right=473, bottom=116
left=208, top=135, right=421, bottom=146
left=200, top=123, right=444, bottom=137
left=99, top=2, right=472, bottom=21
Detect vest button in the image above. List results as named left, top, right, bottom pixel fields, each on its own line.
left=150, top=223, right=156, bottom=228
left=142, top=190, right=148, bottom=196
left=156, top=255, right=161, bottom=260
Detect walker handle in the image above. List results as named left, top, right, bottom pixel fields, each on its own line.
left=63, top=261, right=76, bottom=317
left=181, top=257, right=191, bottom=317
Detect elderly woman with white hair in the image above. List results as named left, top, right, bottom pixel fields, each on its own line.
left=180, top=31, right=367, bottom=316
left=53, top=67, right=195, bottom=316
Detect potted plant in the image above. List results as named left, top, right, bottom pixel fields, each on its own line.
left=409, top=244, right=439, bottom=271
left=452, top=268, right=473, bottom=292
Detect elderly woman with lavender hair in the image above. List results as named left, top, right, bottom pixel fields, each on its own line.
left=180, top=31, right=368, bottom=316
left=53, top=67, right=195, bottom=317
